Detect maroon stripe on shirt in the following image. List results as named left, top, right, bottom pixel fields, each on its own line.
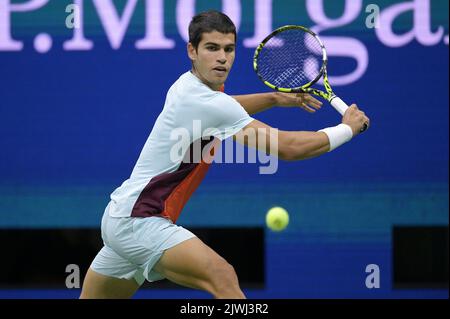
left=130, top=137, right=215, bottom=218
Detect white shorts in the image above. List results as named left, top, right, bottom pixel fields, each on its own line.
left=90, top=202, right=196, bottom=285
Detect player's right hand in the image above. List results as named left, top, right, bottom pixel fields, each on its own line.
left=342, top=104, right=370, bottom=136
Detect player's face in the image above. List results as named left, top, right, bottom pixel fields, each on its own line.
left=188, top=31, right=236, bottom=91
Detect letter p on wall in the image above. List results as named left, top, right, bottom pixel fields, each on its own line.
left=0, top=0, right=49, bottom=51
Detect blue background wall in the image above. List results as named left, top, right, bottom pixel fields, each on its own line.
left=0, top=0, right=448, bottom=298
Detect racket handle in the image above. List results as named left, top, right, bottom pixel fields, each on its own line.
left=330, top=96, right=368, bottom=133
left=330, top=96, right=349, bottom=116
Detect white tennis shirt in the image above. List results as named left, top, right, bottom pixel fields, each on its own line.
left=108, top=71, right=254, bottom=222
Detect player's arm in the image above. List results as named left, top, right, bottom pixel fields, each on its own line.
left=234, top=119, right=329, bottom=161
left=232, top=92, right=322, bottom=115
left=234, top=104, right=369, bottom=161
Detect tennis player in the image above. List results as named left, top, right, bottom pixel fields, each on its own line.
left=80, top=10, right=369, bottom=299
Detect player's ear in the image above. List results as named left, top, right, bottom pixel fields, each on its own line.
left=187, top=43, right=197, bottom=62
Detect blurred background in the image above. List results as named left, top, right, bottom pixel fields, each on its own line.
left=0, top=0, right=448, bottom=298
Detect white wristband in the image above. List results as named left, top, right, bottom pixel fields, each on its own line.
left=319, top=124, right=353, bottom=152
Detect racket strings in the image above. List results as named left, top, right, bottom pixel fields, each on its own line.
left=256, top=29, right=324, bottom=89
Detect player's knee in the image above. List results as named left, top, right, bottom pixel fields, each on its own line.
left=209, top=260, right=240, bottom=293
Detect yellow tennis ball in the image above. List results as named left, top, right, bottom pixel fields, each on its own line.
left=266, top=207, right=289, bottom=231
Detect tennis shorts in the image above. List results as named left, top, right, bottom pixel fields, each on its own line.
left=90, top=202, right=196, bottom=285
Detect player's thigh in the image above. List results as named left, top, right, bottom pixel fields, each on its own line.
left=82, top=244, right=144, bottom=299
left=80, top=267, right=140, bottom=299
left=153, top=237, right=234, bottom=291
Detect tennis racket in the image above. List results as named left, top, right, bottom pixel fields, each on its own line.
left=253, top=25, right=368, bottom=132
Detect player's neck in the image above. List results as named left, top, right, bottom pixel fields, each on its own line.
left=190, top=68, right=221, bottom=91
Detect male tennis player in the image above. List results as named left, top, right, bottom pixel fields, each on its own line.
left=80, top=10, right=369, bottom=299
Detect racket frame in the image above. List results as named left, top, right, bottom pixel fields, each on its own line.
left=254, top=25, right=368, bottom=132
left=253, top=25, right=336, bottom=102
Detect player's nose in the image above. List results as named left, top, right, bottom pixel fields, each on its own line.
left=217, top=50, right=227, bottom=64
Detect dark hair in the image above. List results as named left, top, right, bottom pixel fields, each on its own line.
left=189, top=10, right=237, bottom=50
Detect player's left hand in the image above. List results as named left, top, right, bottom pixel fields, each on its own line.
left=274, top=92, right=322, bottom=113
